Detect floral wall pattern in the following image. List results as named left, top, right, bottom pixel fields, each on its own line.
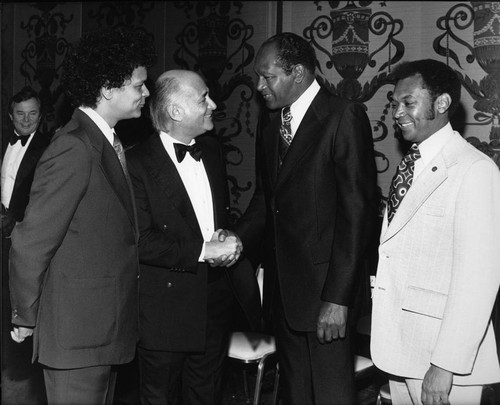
left=1, top=1, right=499, bottom=220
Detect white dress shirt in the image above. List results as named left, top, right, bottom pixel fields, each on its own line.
left=79, top=106, right=114, bottom=146
left=288, top=79, right=321, bottom=139
left=381, top=122, right=455, bottom=226
left=413, top=122, right=455, bottom=181
left=1, top=131, right=36, bottom=209
left=160, top=131, right=215, bottom=262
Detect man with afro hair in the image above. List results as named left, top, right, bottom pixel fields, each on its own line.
left=9, top=27, right=156, bottom=404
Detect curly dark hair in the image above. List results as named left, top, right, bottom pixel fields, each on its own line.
left=391, top=59, right=461, bottom=117
left=262, top=32, right=317, bottom=75
left=62, top=27, right=157, bottom=108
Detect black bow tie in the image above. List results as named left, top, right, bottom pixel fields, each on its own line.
left=9, top=133, right=30, bottom=146
left=174, top=143, right=202, bottom=163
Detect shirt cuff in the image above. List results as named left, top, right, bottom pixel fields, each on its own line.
left=199, top=242, right=206, bottom=262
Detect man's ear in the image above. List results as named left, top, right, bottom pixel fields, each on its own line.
left=101, top=87, right=113, bottom=101
left=436, top=93, right=451, bottom=114
left=168, top=103, right=183, bottom=122
left=293, top=64, right=305, bottom=84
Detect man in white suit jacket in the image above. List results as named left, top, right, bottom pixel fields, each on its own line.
left=371, top=59, right=500, bottom=405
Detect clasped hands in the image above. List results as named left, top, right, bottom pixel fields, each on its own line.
left=11, top=326, right=33, bottom=343
left=204, top=229, right=242, bottom=268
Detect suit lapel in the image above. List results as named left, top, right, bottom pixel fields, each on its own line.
left=382, top=155, right=448, bottom=242
left=142, top=136, right=202, bottom=236
left=11, top=131, right=48, bottom=203
left=262, top=116, right=281, bottom=188
left=276, top=89, right=330, bottom=187
left=197, top=136, right=226, bottom=230
left=73, top=110, right=137, bottom=233
left=102, top=143, right=138, bottom=232
left=382, top=133, right=465, bottom=242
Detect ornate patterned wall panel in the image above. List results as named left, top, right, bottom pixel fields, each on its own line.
left=1, top=3, right=15, bottom=136
left=2, top=1, right=499, bottom=217
left=80, top=1, right=165, bottom=81
left=1, top=2, right=80, bottom=137
left=285, top=1, right=500, bottom=210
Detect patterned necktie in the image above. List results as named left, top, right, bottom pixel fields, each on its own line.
left=387, top=143, right=421, bottom=223
left=113, top=132, right=131, bottom=182
left=279, top=105, right=292, bottom=167
left=174, top=143, right=202, bottom=163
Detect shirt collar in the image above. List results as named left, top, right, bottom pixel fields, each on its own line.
left=79, top=106, right=114, bottom=146
left=160, top=131, right=196, bottom=147
left=159, top=131, right=198, bottom=163
left=13, top=130, right=36, bottom=138
left=289, top=79, right=320, bottom=131
left=417, top=122, right=454, bottom=168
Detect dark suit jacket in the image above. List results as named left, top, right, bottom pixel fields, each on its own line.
left=235, top=87, right=379, bottom=332
left=9, top=109, right=139, bottom=369
left=2, top=130, right=50, bottom=222
left=126, top=133, right=261, bottom=352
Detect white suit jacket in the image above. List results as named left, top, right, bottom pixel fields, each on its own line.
left=371, top=128, right=500, bottom=385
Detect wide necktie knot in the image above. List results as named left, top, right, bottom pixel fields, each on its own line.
left=174, top=143, right=202, bottom=163
left=403, top=143, right=421, bottom=164
left=279, top=105, right=292, bottom=167
left=386, top=143, right=421, bottom=223
left=9, top=133, right=30, bottom=146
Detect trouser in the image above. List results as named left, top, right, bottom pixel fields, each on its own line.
left=272, top=288, right=356, bottom=405
left=43, top=364, right=117, bottom=405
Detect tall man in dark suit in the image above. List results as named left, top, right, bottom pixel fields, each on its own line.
left=233, top=32, right=379, bottom=404
left=8, top=27, right=157, bottom=404
left=1, top=86, right=50, bottom=392
left=126, top=69, right=261, bottom=405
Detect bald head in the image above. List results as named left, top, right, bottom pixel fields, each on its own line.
left=149, top=69, right=217, bottom=143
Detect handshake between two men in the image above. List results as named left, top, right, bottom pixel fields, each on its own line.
left=203, top=229, right=242, bottom=268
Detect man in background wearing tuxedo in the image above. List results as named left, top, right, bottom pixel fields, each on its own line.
left=1, top=86, right=50, bottom=397
left=1, top=86, right=50, bottom=236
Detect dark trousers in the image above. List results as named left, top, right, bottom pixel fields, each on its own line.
left=138, top=276, right=234, bottom=405
left=273, top=288, right=356, bottom=405
left=43, top=365, right=117, bottom=405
